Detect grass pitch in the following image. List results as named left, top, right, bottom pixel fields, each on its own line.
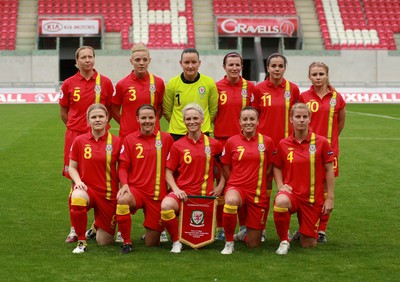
left=0, top=103, right=399, bottom=281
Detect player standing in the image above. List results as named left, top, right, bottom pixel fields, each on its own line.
left=299, top=62, right=346, bottom=242
left=111, top=43, right=165, bottom=139
left=59, top=46, right=114, bottom=243
left=213, top=52, right=255, bottom=240
left=163, top=48, right=219, bottom=141
left=250, top=53, right=300, bottom=241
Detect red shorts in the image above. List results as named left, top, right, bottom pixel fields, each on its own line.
left=131, top=188, right=164, bottom=232
left=275, top=191, right=321, bottom=239
left=87, top=188, right=117, bottom=235
left=63, top=129, right=83, bottom=178
left=226, top=186, right=268, bottom=230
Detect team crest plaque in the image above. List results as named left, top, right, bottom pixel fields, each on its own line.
left=179, top=195, right=217, bottom=249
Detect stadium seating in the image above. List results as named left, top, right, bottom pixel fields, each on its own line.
left=37, top=0, right=133, bottom=32
left=7, top=0, right=397, bottom=51
left=0, top=0, right=18, bottom=50
left=213, top=0, right=297, bottom=16
left=135, top=0, right=195, bottom=49
left=37, top=0, right=194, bottom=50
left=316, top=0, right=397, bottom=50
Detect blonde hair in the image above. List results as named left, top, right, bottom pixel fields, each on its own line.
left=75, top=46, right=95, bottom=60
left=290, top=103, right=311, bottom=117
left=131, top=43, right=149, bottom=56
left=182, top=103, right=204, bottom=119
left=308, top=61, right=332, bottom=87
left=86, top=103, right=108, bottom=121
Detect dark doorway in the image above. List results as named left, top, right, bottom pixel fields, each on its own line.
left=59, top=37, right=80, bottom=82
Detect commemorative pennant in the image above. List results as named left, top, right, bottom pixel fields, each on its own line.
left=179, top=195, right=217, bottom=249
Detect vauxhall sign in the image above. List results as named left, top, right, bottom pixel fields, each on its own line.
left=217, top=16, right=299, bottom=37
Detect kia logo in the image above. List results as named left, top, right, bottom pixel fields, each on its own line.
left=43, top=22, right=63, bottom=32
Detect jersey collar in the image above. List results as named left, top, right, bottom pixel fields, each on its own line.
left=130, top=70, right=149, bottom=81
left=181, top=73, right=200, bottom=84
left=136, top=128, right=158, bottom=138
left=289, top=130, right=313, bottom=144
left=265, top=77, right=286, bottom=89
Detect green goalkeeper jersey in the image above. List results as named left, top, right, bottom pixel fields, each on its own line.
left=163, top=73, right=219, bottom=135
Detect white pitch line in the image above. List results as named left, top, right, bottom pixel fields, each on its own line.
left=341, top=137, right=400, bottom=141
left=347, top=111, right=400, bottom=120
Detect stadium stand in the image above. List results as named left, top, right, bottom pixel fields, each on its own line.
left=0, top=0, right=18, bottom=50
left=37, top=0, right=194, bottom=50
left=2, top=0, right=397, bottom=51
left=212, top=0, right=297, bottom=15
left=212, top=0, right=397, bottom=51
left=316, top=0, right=397, bottom=50
left=132, top=0, right=195, bottom=49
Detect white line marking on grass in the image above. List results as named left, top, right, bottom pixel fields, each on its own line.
left=347, top=111, right=400, bottom=120
left=341, top=137, right=400, bottom=141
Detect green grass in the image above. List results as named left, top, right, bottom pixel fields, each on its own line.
left=0, top=104, right=399, bottom=281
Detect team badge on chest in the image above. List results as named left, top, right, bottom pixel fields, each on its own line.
left=198, top=86, right=206, bottom=98
left=205, top=146, right=211, bottom=156
left=155, top=140, right=162, bottom=150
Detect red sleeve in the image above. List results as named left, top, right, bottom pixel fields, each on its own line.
left=103, top=77, right=115, bottom=109
left=156, top=76, right=165, bottom=103
left=118, top=137, right=131, bottom=186
left=166, top=143, right=180, bottom=171
left=291, top=82, right=300, bottom=103
left=273, top=141, right=284, bottom=168
left=59, top=80, right=70, bottom=108
left=337, top=92, right=346, bottom=109
left=211, top=138, right=223, bottom=156
left=220, top=138, right=233, bottom=165
left=265, top=135, right=275, bottom=165
left=298, top=93, right=306, bottom=103
left=321, top=137, right=335, bottom=164
left=163, top=132, right=174, bottom=153
left=112, top=80, right=124, bottom=106
left=247, top=81, right=255, bottom=106
left=251, top=86, right=261, bottom=111
left=69, top=136, right=80, bottom=162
